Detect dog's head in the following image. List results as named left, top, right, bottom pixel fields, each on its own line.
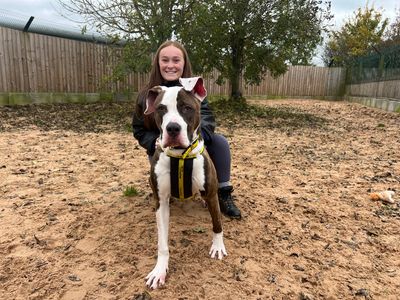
left=144, top=77, right=207, bottom=149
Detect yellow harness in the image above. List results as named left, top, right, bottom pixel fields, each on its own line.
left=167, top=138, right=204, bottom=200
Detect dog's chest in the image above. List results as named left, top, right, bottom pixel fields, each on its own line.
left=154, top=152, right=206, bottom=199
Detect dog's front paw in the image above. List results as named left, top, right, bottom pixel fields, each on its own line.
left=145, top=265, right=168, bottom=289
left=209, top=232, right=227, bottom=260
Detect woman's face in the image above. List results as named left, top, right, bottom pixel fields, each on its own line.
left=158, top=45, right=185, bottom=82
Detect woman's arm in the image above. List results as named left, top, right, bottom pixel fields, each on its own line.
left=132, top=93, right=159, bottom=156
left=200, top=98, right=216, bottom=145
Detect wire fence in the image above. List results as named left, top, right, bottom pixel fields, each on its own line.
left=348, top=44, right=400, bottom=84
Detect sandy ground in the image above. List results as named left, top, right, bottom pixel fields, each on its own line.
left=0, top=99, right=399, bottom=300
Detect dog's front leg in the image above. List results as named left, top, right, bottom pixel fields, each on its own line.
left=207, top=195, right=227, bottom=260
left=145, top=198, right=170, bottom=289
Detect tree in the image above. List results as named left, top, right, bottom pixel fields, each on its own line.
left=59, top=0, right=195, bottom=72
left=179, top=0, right=332, bottom=100
left=61, top=0, right=331, bottom=100
left=322, top=5, right=388, bottom=67
left=383, top=8, right=400, bottom=45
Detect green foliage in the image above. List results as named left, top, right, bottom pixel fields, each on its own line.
left=124, top=123, right=133, bottom=133
left=179, top=0, right=332, bottom=100
left=61, top=0, right=331, bottom=99
left=192, top=227, right=206, bottom=234
left=323, top=5, right=389, bottom=67
left=375, top=203, right=400, bottom=218
left=59, top=0, right=192, bottom=75
left=123, top=185, right=139, bottom=197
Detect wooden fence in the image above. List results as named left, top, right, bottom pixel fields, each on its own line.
left=346, top=80, right=400, bottom=100
left=0, top=26, right=346, bottom=98
left=0, top=26, right=137, bottom=94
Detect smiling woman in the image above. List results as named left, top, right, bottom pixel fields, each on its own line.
left=158, top=46, right=185, bottom=82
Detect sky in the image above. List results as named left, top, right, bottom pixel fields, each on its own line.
left=0, top=0, right=399, bottom=65
left=330, top=0, right=398, bottom=29
left=0, top=0, right=84, bottom=30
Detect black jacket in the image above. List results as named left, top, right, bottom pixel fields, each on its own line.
left=132, top=82, right=216, bottom=156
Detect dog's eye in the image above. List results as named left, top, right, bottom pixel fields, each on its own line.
left=156, top=105, right=167, bottom=114
left=181, top=105, right=193, bottom=113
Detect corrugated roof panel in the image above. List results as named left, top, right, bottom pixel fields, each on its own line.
left=0, top=9, right=113, bottom=44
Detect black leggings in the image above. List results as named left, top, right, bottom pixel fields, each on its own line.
left=206, top=133, right=231, bottom=188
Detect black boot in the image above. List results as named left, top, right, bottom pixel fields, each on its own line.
left=218, top=186, right=242, bottom=219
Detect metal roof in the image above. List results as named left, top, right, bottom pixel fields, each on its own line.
left=0, top=9, right=112, bottom=44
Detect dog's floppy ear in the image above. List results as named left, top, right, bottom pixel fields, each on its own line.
left=144, top=86, right=162, bottom=115
left=179, top=77, right=207, bottom=102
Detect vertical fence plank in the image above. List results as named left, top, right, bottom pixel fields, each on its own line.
left=0, top=28, right=9, bottom=91
left=55, top=34, right=62, bottom=92
left=60, top=37, right=66, bottom=91
left=6, top=28, right=17, bottom=91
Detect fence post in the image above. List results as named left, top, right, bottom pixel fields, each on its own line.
left=378, top=54, right=385, bottom=79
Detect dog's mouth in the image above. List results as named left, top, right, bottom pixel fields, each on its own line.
left=160, top=132, right=190, bottom=149
left=161, top=137, right=188, bottom=149
left=160, top=121, right=191, bottom=149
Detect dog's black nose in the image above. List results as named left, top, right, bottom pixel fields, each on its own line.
left=166, top=122, right=181, bottom=137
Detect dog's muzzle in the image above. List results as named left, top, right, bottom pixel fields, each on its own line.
left=166, top=122, right=181, bottom=138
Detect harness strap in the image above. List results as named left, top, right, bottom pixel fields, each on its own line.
left=170, top=156, right=193, bottom=200
left=168, top=137, right=204, bottom=200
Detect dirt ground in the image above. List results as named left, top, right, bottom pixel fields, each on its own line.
left=0, top=99, right=399, bottom=300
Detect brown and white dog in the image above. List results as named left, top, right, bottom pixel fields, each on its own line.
left=144, top=77, right=227, bottom=289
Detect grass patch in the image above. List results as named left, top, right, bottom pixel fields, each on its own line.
left=192, top=226, right=206, bottom=233
left=210, top=97, right=326, bottom=129
left=124, top=122, right=133, bottom=132
left=374, top=204, right=400, bottom=219
left=123, top=185, right=139, bottom=197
